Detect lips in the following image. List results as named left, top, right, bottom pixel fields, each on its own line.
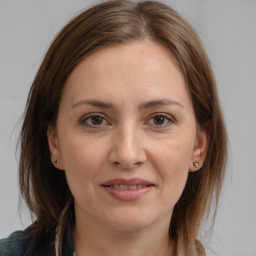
left=106, top=184, right=150, bottom=190
left=101, top=178, right=155, bottom=201
left=101, top=178, right=155, bottom=186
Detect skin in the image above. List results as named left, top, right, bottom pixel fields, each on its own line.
left=47, top=41, right=208, bottom=256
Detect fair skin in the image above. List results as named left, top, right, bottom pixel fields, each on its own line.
left=48, top=41, right=208, bottom=256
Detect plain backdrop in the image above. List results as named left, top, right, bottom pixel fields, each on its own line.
left=0, top=0, right=256, bottom=255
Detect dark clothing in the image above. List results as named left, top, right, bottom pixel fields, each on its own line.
left=0, top=225, right=73, bottom=256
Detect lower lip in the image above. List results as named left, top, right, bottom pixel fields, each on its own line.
left=102, top=186, right=153, bottom=201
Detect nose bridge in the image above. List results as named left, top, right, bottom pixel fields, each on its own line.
left=110, top=121, right=146, bottom=168
left=119, top=122, right=138, bottom=155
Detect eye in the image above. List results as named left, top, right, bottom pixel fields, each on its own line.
left=147, top=114, right=173, bottom=127
left=80, top=114, right=108, bottom=127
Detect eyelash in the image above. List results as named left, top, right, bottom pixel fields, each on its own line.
left=79, top=113, right=109, bottom=128
left=79, top=113, right=175, bottom=128
left=147, top=113, right=174, bottom=127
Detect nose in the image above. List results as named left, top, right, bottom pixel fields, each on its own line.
left=109, top=124, right=147, bottom=169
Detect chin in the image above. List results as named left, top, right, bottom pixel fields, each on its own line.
left=101, top=208, right=169, bottom=233
left=107, top=220, right=153, bottom=233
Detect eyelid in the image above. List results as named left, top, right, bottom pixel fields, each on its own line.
left=146, top=113, right=176, bottom=126
left=79, top=112, right=176, bottom=127
left=79, top=112, right=110, bottom=126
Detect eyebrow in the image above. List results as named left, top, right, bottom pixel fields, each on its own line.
left=72, top=98, right=184, bottom=109
left=138, top=98, right=184, bottom=109
left=72, top=99, right=114, bottom=109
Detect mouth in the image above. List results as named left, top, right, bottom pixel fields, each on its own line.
left=101, top=178, right=155, bottom=201
left=101, top=178, right=155, bottom=189
left=102, top=184, right=154, bottom=190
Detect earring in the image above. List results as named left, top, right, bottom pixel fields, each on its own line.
left=193, top=161, right=199, bottom=168
left=54, top=159, right=59, bottom=164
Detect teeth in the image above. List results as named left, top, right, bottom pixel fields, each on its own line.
left=108, top=184, right=150, bottom=190
left=120, top=185, right=128, bottom=190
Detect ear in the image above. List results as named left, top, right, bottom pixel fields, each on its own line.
left=47, top=125, right=64, bottom=170
left=189, top=125, right=209, bottom=172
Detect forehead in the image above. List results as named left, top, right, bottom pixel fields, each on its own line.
left=61, top=41, right=191, bottom=109
left=68, top=41, right=182, bottom=81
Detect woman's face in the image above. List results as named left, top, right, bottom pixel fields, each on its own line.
left=48, top=41, right=207, bottom=232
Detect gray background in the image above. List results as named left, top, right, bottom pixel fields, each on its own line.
left=0, top=0, right=256, bottom=255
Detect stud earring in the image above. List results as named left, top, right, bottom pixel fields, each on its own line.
left=54, top=159, right=59, bottom=164
left=193, top=161, right=199, bottom=168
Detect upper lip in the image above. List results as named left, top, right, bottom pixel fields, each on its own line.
left=101, top=178, right=155, bottom=186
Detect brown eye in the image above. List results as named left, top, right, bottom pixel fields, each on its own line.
left=153, top=115, right=166, bottom=125
left=91, top=116, right=104, bottom=125
left=81, top=115, right=108, bottom=127
left=147, top=114, right=173, bottom=127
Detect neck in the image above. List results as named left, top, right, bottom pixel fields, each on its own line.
left=73, top=211, right=175, bottom=256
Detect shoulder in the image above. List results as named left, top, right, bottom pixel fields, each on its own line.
left=0, top=230, right=28, bottom=256
left=0, top=226, right=54, bottom=256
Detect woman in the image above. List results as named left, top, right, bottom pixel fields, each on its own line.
left=0, top=0, right=227, bottom=255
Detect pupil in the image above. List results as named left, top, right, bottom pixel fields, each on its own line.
left=154, top=115, right=164, bottom=125
left=92, top=116, right=103, bottom=125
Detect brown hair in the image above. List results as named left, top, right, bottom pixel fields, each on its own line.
left=19, top=0, right=227, bottom=255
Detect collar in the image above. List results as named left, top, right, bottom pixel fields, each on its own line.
left=55, top=200, right=75, bottom=256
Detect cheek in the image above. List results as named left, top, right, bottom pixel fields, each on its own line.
left=150, top=136, right=195, bottom=201
left=59, top=135, right=108, bottom=191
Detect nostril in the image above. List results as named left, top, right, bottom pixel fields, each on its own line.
left=112, top=160, right=141, bottom=169
left=109, top=141, right=147, bottom=169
